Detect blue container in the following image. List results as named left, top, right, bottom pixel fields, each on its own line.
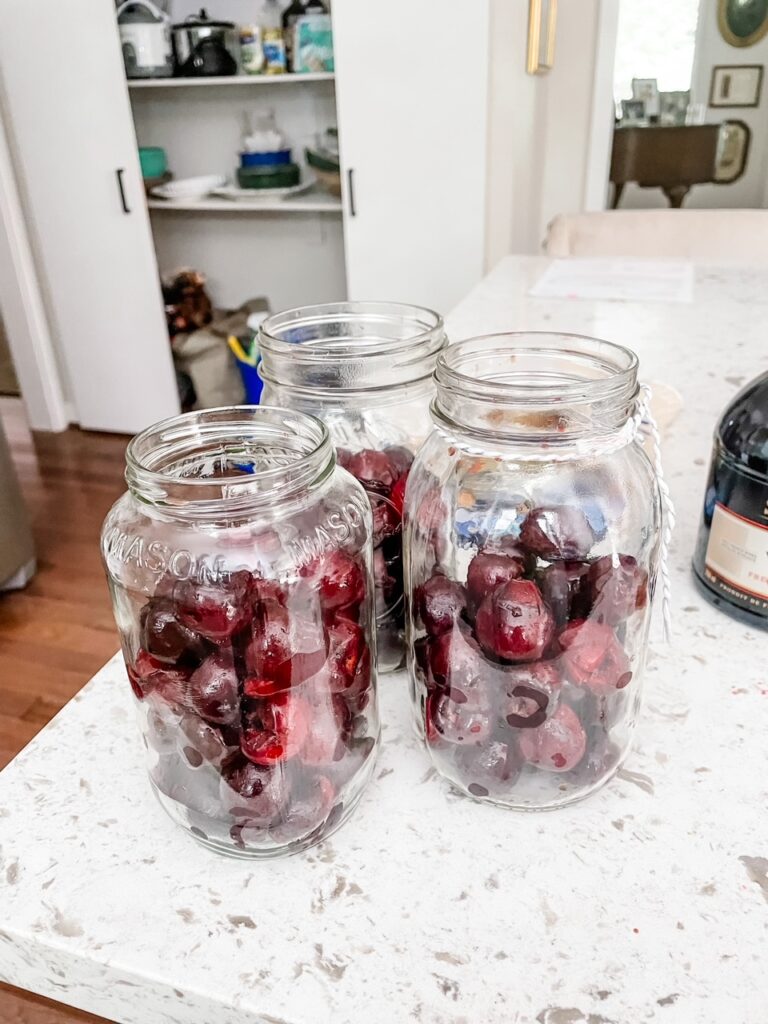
left=239, top=149, right=292, bottom=167
left=238, top=360, right=263, bottom=403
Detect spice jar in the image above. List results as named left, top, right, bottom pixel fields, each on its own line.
left=259, top=301, right=446, bottom=672
left=404, top=333, right=661, bottom=809
left=101, top=407, right=378, bottom=858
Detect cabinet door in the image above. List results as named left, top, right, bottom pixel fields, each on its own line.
left=333, top=0, right=490, bottom=314
left=0, top=0, right=179, bottom=433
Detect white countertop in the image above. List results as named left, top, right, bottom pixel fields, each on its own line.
left=2, top=256, right=768, bottom=1024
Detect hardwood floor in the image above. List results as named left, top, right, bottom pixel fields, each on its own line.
left=0, top=398, right=126, bottom=1024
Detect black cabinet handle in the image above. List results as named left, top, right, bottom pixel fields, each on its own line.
left=347, top=168, right=356, bottom=217
left=116, top=168, right=130, bottom=214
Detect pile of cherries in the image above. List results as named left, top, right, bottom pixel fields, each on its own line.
left=125, top=548, right=376, bottom=850
left=413, top=504, right=648, bottom=801
left=337, top=445, right=413, bottom=668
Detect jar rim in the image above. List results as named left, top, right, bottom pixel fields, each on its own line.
left=125, top=405, right=334, bottom=513
left=435, top=332, right=638, bottom=405
left=258, top=301, right=446, bottom=391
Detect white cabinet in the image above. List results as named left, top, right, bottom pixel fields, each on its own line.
left=334, top=0, right=490, bottom=314
left=0, top=0, right=490, bottom=433
left=0, top=0, right=179, bottom=434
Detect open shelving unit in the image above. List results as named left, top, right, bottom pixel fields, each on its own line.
left=147, top=192, right=342, bottom=213
left=128, top=72, right=335, bottom=89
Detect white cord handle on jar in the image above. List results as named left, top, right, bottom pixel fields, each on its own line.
left=433, top=382, right=676, bottom=642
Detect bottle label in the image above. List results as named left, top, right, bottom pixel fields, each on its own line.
left=705, top=502, right=768, bottom=609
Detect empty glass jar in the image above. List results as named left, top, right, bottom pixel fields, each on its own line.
left=101, top=407, right=379, bottom=858
left=259, top=301, right=446, bottom=672
left=405, top=333, right=661, bottom=810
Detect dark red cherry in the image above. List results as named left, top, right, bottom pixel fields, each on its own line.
left=415, top=573, right=467, bottom=636
left=327, top=618, right=365, bottom=691
left=240, top=693, right=311, bottom=765
left=559, top=620, right=632, bottom=693
left=140, top=598, right=205, bottom=664
left=538, top=560, right=593, bottom=629
left=589, top=554, right=649, bottom=625
left=179, top=713, right=232, bottom=766
left=427, top=621, right=484, bottom=690
left=474, top=579, right=554, bottom=663
left=426, top=689, right=492, bottom=746
left=128, top=648, right=189, bottom=706
left=174, top=570, right=255, bottom=642
left=343, top=645, right=373, bottom=713
left=220, top=755, right=287, bottom=822
left=519, top=505, right=596, bottom=561
left=187, top=650, right=239, bottom=725
left=466, top=549, right=526, bottom=613
left=383, top=445, right=414, bottom=479
left=504, top=661, right=562, bottom=729
left=455, top=739, right=521, bottom=797
left=245, top=600, right=328, bottom=690
left=389, top=473, right=408, bottom=517
left=301, top=550, right=366, bottom=618
left=346, top=449, right=398, bottom=495
left=518, top=704, right=586, bottom=772
left=371, top=493, right=401, bottom=545
left=336, top=447, right=354, bottom=471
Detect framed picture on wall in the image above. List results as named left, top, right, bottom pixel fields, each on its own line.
left=631, top=78, right=660, bottom=117
left=710, top=64, right=764, bottom=106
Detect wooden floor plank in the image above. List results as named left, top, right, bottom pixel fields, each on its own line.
left=0, top=398, right=124, bottom=1024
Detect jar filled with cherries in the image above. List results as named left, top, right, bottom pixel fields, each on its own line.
left=405, top=334, right=661, bottom=809
left=259, top=301, right=446, bottom=672
left=101, top=407, right=378, bottom=858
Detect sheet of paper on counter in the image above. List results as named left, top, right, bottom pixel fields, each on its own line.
left=529, top=258, right=695, bottom=304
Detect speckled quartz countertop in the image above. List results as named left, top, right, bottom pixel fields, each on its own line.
left=2, top=257, right=768, bottom=1024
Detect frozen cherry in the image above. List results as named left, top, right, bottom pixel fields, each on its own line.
left=302, top=550, right=366, bottom=619
left=503, top=661, right=562, bottom=728
left=389, top=473, right=408, bottom=518
left=327, top=618, right=365, bottom=691
left=179, top=713, right=232, bottom=766
left=465, top=549, right=526, bottom=612
left=187, top=650, right=239, bottom=726
left=518, top=704, right=587, bottom=772
left=384, top=445, right=414, bottom=479
left=140, top=598, right=205, bottom=665
left=220, top=755, right=287, bottom=823
left=346, top=449, right=398, bottom=495
left=538, top=560, right=593, bottom=629
left=559, top=620, right=632, bottom=693
left=245, top=600, right=328, bottom=690
left=174, top=570, right=255, bottom=642
left=455, top=740, right=521, bottom=797
left=241, top=693, right=311, bottom=765
left=474, top=579, right=554, bottom=663
left=128, top=648, right=189, bottom=706
left=426, top=690, right=492, bottom=745
left=427, top=621, right=484, bottom=691
left=589, top=554, right=648, bottom=625
left=343, top=645, right=373, bottom=713
left=371, top=494, right=401, bottom=545
left=519, top=505, right=596, bottom=561
left=415, top=574, right=467, bottom=636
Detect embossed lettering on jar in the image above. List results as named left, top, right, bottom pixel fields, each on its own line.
left=101, top=407, right=379, bottom=858
left=404, top=333, right=662, bottom=810
left=259, top=301, right=446, bottom=672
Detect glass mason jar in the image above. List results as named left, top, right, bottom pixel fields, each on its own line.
left=404, top=334, right=662, bottom=810
left=259, top=301, right=446, bottom=672
left=101, top=407, right=379, bottom=859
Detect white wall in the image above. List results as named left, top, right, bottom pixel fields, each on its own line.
left=485, top=0, right=615, bottom=260
left=617, top=0, right=768, bottom=210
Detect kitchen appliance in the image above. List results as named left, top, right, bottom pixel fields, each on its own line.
left=117, top=1, right=173, bottom=79
left=172, top=9, right=239, bottom=77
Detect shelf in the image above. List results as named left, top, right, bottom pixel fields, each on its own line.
left=147, top=191, right=342, bottom=213
left=128, top=72, right=334, bottom=90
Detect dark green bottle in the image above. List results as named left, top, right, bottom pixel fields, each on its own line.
left=693, top=371, right=768, bottom=628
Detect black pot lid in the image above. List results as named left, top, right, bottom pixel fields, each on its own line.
left=173, top=8, right=234, bottom=29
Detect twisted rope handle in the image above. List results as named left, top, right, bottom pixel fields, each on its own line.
left=635, top=383, right=676, bottom=643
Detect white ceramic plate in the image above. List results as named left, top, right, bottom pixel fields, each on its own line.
left=151, top=175, right=227, bottom=201
left=211, top=180, right=315, bottom=201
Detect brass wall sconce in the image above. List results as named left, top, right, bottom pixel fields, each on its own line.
left=527, top=0, right=558, bottom=75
